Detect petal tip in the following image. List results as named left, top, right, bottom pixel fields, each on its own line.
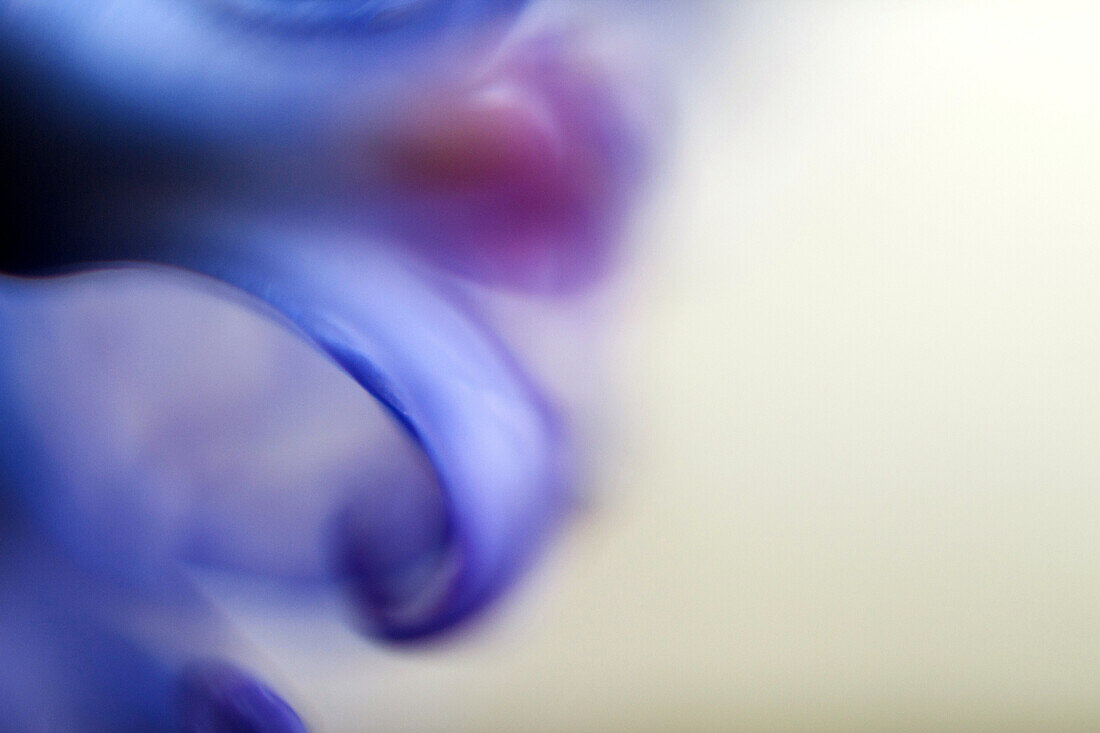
left=177, top=662, right=308, bottom=733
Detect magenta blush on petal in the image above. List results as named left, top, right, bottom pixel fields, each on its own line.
left=381, top=94, right=562, bottom=195
left=349, top=33, right=650, bottom=294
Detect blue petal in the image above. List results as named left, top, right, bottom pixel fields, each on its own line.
left=0, top=222, right=569, bottom=637
left=166, top=223, right=569, bottom=636
left=0, top=0, right=529, bottom=144
left=0, top=528, right=308, bottom=732
left=0, top=267, right=440, bottom=582
left=177, top=661, right=308, bottom=733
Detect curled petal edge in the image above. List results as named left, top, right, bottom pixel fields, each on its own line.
left=0, top=222, right=569, bottom=639
left=170, top=228, right=571, bottom=637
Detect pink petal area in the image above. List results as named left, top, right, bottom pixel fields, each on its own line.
left=346, top=31, right=652, bottom=294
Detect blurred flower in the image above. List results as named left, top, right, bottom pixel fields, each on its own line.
left=0, top=1, right=659, bottom=730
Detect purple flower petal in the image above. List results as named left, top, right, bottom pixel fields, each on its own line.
left=177, top=662, right=307, bottom=733
left=166, top=222, right=570, bottom=636
left=0, top=527, right=306, bottom=732
left=1, top=219, right=570, bottom=636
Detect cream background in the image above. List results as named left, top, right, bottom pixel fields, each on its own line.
left=244, top=2, right=1100, bottom=729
